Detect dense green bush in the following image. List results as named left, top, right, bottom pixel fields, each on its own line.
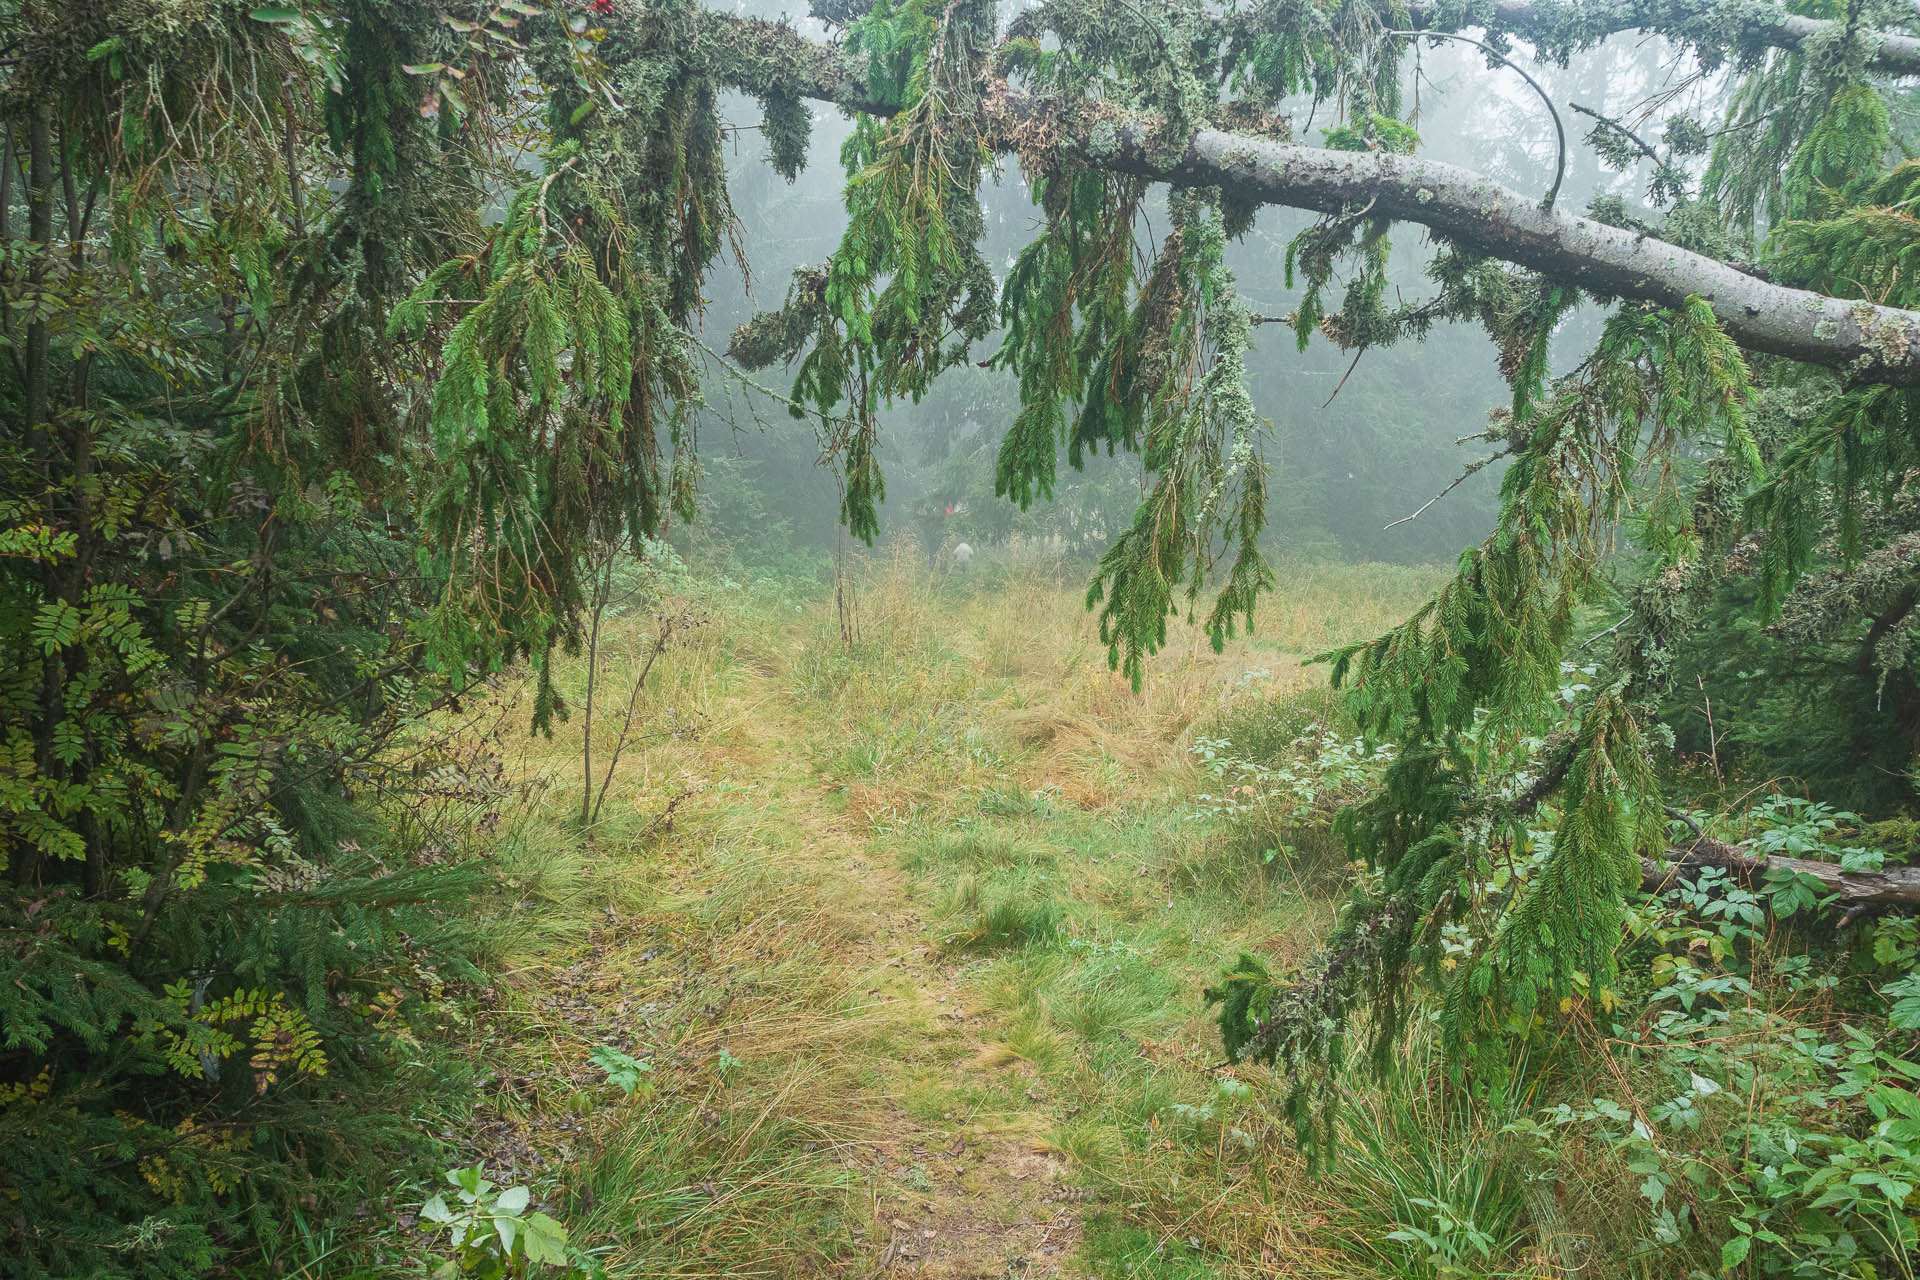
left=1504, top=799, right=1920, bottom=1276
left=0, top=0, right=705, bottom=1270
left=1189, top=683, right=1374, bottom=880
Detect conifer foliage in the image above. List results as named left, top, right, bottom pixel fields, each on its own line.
left=10, top=0, right=1920, bottom=1272
left=0, top=0, right=699, bottom=1270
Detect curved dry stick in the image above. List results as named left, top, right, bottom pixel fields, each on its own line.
left=1382, top=29, right=1567, bottom=212
left=1322, top=345, right=1368, bottom=408
left=588, top=619, right=674, bottom=828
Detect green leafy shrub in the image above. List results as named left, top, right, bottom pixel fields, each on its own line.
left=1189, top=711, right=1387, bottom=878
left=422, top=1166, right=581, bottom=1280
left=0, top=0, right=687, bottom=1269
left=589, top=1045, right=656, bottom=1099
left=1511, top=1031, right=1920, bottom=1277
left=1505, top=804, right=1920, bottom=1276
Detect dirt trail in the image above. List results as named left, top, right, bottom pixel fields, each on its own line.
left=478, top=580, right=1388, bottom=1279
left=728, top=680, right=1087, bottom=1280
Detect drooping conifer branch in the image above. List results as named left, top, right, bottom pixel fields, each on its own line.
left=671, top=3, right=1920, bottom=386
left=1398, top=0, right=1920, bottom=78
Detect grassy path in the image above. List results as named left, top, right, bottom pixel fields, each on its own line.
left=469, top=562, right=1450, bottom=1279
left=715, top=681, right=1090, bottom=1279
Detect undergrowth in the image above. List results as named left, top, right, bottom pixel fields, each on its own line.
left=325, top=550, right=1919, bottom=1280
left=385, top=549, right=1452, bottom=1279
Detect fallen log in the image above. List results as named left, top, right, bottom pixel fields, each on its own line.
left=1640, top=834, right=1920, bottom=915
left=666, top=2, right=1920, bottom=386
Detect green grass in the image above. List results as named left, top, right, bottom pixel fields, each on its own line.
left=943, top=873, right=1066, bottom=950
left=807, top=559, right=1571, bottom=1278
left=1198, top=679, right=1352, bottom=765
left=408, top=553, right=1552, bottom=1280
left=902, top=821, right=1058, bottom=874
left=382, top=551, right=1909, bottom=1280
left=1081, top=1218, right=1233, bottom=1278
left=568, top=1083, right=866, bottom=1279
left=1323, top=1042, right=1537, bottom=1279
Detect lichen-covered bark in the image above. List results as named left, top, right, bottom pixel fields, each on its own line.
left=1400, top=0, right=1920, bottom=78
left=678, top=5, right=888, bottom=113
left=1108, top=119, right=1920, bottom=384
left=671, top=3, right=1920, bottom=386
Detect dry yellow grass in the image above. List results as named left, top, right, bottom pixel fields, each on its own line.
left=438, top=548, right=1510, bottom=1280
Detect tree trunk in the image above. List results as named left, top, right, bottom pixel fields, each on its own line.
left=1641, top=835, right=1920, bottom=914
left=24, top=105, right=49, bottom=465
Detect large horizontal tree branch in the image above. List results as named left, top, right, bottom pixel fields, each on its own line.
left=737, top=0, right=1920, bottom=77
left=1401, top=0, right=1920, bottom=78
left=1052, top=102, right=1920, bottom=384
left=1642, top=834, right=1920, bottom=914
left=671, top=4, right=1920, bottom=385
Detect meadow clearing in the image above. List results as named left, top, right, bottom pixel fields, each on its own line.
left=428, top=550, right=1599, bottom=1280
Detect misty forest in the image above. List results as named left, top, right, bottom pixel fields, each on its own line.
left=12, top=0, right=1920, bottom=1276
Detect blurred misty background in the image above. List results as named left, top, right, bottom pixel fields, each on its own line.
left=673, top=1, right=1724, bottom=582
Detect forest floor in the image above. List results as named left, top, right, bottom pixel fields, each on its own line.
left=449, top=552, right=1458, bottom=1279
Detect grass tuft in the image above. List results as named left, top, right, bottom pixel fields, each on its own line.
left=944, top=875, right=1066, bottom=950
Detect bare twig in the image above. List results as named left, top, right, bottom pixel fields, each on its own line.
left=1382, top=30, right=1567, bottom=211
left=1321, top=346, right=1368, bottom=408
left=581, top=554, right=613, bottom=828
left=1663, top=804, right=1705, bottom=837
left=1570, top=101, right=1662, bottom=169
left=1698, top=673, right=1723, bottom=783
left=587, top=621, right=674, bottom=829
left=1577, top=609, right=1634, bottom=650
left=1382, top=448, right=1510, bottom=530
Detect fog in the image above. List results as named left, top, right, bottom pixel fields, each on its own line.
left=676, top=2, right=1728, bottom=573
